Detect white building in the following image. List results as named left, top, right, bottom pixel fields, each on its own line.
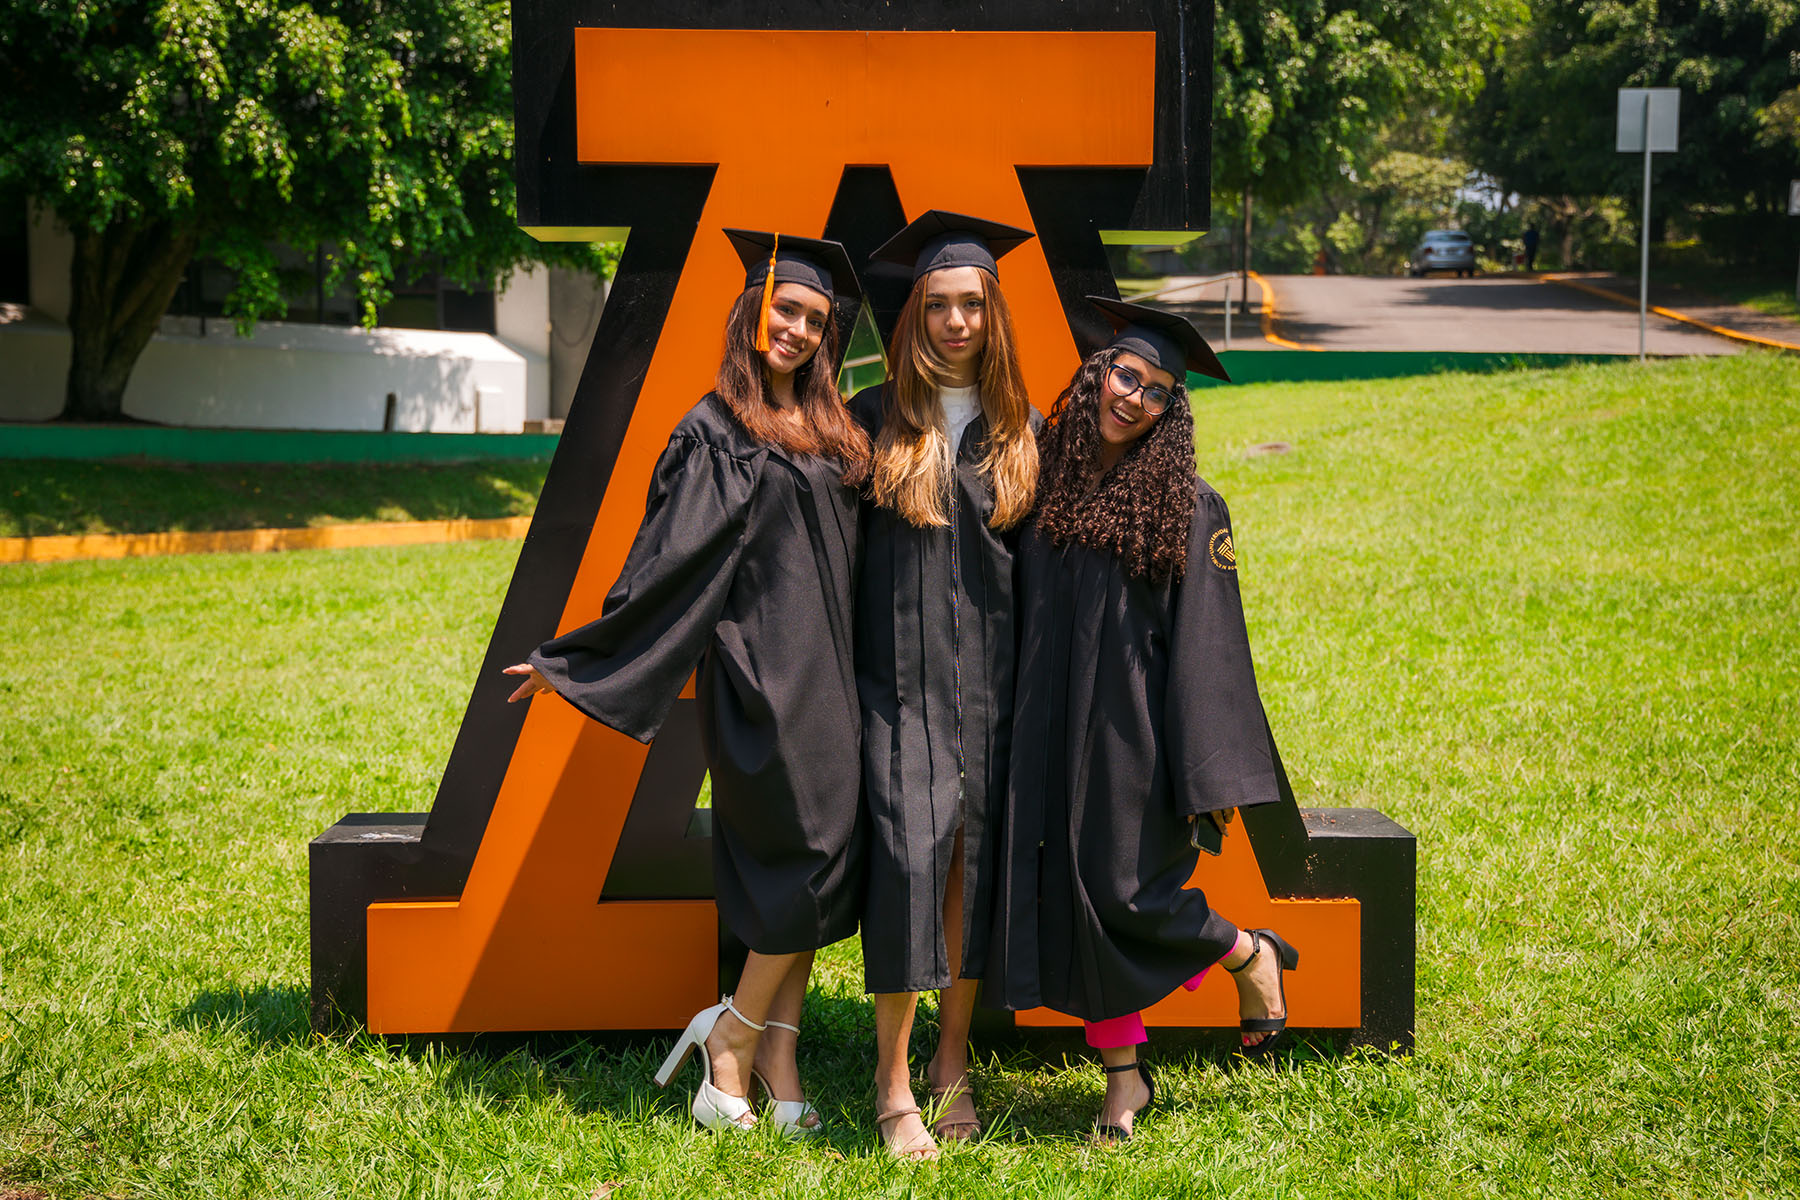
left=0, top=203, right=608, bottom=434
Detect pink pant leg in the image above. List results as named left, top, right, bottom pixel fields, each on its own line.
left=1083, top=967, right=1214, bottom=1048
left=1083, top=1011, right=1146, bottom=1049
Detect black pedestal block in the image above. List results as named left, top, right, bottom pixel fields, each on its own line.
left=309, top=814, right=442, bottom=1033
left=970, top=805, right=1416, bottom=1053
left=313, top=806, right=1414, bottom=1047
left=1294, top=807, right=1416, bottom=1051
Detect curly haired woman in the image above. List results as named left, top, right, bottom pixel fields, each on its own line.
left=985, top=298, right=1300, bottom=1143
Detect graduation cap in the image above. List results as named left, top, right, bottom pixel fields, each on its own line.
left=869, top=210, right=1035, bottom=282
left=1086, top=295, right=1231, bottom=384
left=723, top=229, right=863, bottom=353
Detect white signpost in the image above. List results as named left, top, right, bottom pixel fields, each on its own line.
left=1790, top=180, right=1799, bottom=306
left=1617, top=88, right=1680, bottom=361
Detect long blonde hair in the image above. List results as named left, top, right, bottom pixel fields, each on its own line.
left=869, top=271, right=1037, bottom=528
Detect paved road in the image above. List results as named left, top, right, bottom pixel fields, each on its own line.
left=1149, top=274, right=1752, bottom=355
left=1555, top=272, right=1800, bottom=347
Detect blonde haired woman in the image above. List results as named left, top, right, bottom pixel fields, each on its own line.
left=850, top=211, right=1040, bottom=1159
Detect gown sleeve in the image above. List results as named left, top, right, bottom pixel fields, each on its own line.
left=527, top=430, right=760, bottom=743
left=1164, top=490, right=1283, bottom=817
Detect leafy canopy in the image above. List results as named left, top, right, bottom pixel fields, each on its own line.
left=1462, top=0, right=1800, bottom=215
left=0, top=0, right=598, bottom=327
left=1213, top=0, right=1525, bottom=207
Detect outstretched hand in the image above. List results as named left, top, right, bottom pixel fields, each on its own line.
left=502, top=663, right=553, bottom=703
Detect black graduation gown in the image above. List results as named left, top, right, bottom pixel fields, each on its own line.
left=528, top=394, right=865, bottom=955
left=850, top=384, right=1034, bottom=994
left=985, top=479, right=1283, bottom=1022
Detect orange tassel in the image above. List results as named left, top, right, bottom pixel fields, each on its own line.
left=755, top=233, right=779, bottom=354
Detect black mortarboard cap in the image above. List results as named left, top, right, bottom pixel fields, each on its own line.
left=869, top=210, right=1035, bottom=282
left=723, top=229, right=862, bottom=308
left=1086, top=295, right=1231, bottom=383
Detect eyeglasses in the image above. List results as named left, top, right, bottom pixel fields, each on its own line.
left=1104, top=363, right=1177, bottom=416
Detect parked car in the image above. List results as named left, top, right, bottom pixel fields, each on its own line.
left=1408, top=230, right=1476, bottom=277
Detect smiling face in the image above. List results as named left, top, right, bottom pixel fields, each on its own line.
left=921, top=266, right=988, bottom=382
left=761, top=282, right=832, bottom=379
left=1097, top=349, right=1175, bottom=453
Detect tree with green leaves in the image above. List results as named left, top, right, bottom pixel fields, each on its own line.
left=1462, top=0, right=1800, bottom=265
left=1211, top=0, right=1522, bottom=289
left=0, top=1, right=600, bottom=422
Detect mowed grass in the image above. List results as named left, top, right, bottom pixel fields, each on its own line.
left=0, top=460, right=549, bottom=538
left=2, top=353, right=1798, bottom=1198
left=1652, top=263, right=1800, bottom=323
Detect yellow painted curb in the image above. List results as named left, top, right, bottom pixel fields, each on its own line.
left=1247, top=271, right=1323, bottom=351
left=1540, top=274, right=1800, bottom=353
left=0, top=515, right=533, bottom=565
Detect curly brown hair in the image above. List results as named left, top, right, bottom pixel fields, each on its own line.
left=1033, top=347, right=1198, bottom=581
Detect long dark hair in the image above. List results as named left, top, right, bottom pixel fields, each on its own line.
left=715, top=287, right=872, bottom=485
left=1033, top=347, right=1197, bottom=581
left=869, top=271, right=1037, bottom=529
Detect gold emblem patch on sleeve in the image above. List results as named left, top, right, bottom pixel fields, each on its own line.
left=1208, top=528, right=1237, bottom=571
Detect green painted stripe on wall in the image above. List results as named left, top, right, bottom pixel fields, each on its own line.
left=0, top=425, right=561, bottom=464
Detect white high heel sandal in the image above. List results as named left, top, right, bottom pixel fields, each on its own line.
left=749, top=1018, right=822, bottom=1138
left=653, top=995, right=762, bottom=1131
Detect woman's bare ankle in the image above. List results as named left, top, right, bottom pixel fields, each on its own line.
left=1229, top=937, right=1284, bottom=1046
left=926, top=1054, right=969, bottom=1092
left=1219, top=929, right=1254, bottom=971
left=876, top=1090, right=913, bottom=1111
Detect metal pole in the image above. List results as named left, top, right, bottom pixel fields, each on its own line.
left=1639, top=92, right=1651, bottom=363
left=1223, top=282, right=1232, bottom=350
left=1241, top=187, right=1252, bottom=310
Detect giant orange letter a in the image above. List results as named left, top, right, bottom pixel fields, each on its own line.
left=309, top=0, right=1416, bottom=1050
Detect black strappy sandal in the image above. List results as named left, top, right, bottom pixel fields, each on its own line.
left=1092, top=1060, right=1156, bottom=1144
left=1226, top=928, right=1300, bottom=1062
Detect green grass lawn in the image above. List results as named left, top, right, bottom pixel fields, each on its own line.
left=3, top=353, right=1798, bottom=1198
left=1651, top=262, right=1800, bottom=323
left=0, top=461, right=549, bottom=538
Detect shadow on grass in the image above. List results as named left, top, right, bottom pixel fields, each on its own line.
left=174, top=983, right=1344, bottom=1146
left=410, top=990, right=892, bottom=1140
left=172, top=983, right=889, bottom=1142
left=0, top=460, right=549, bottom=538
left=969, top=1028, right=1353, bottom=1141
left=176, top=983, right=314, bottom=1046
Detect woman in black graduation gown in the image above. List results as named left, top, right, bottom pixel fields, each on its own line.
left=504, top=231, right=870, bottom=1136
left=850, top=211, right=1041, bottom=1159
left=985, top=298, right=1301, bottom=1142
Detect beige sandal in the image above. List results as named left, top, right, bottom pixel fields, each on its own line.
left=927, top=1081, right=981, bottom=1142
left=875, top=1105, right=939, bottom=1161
